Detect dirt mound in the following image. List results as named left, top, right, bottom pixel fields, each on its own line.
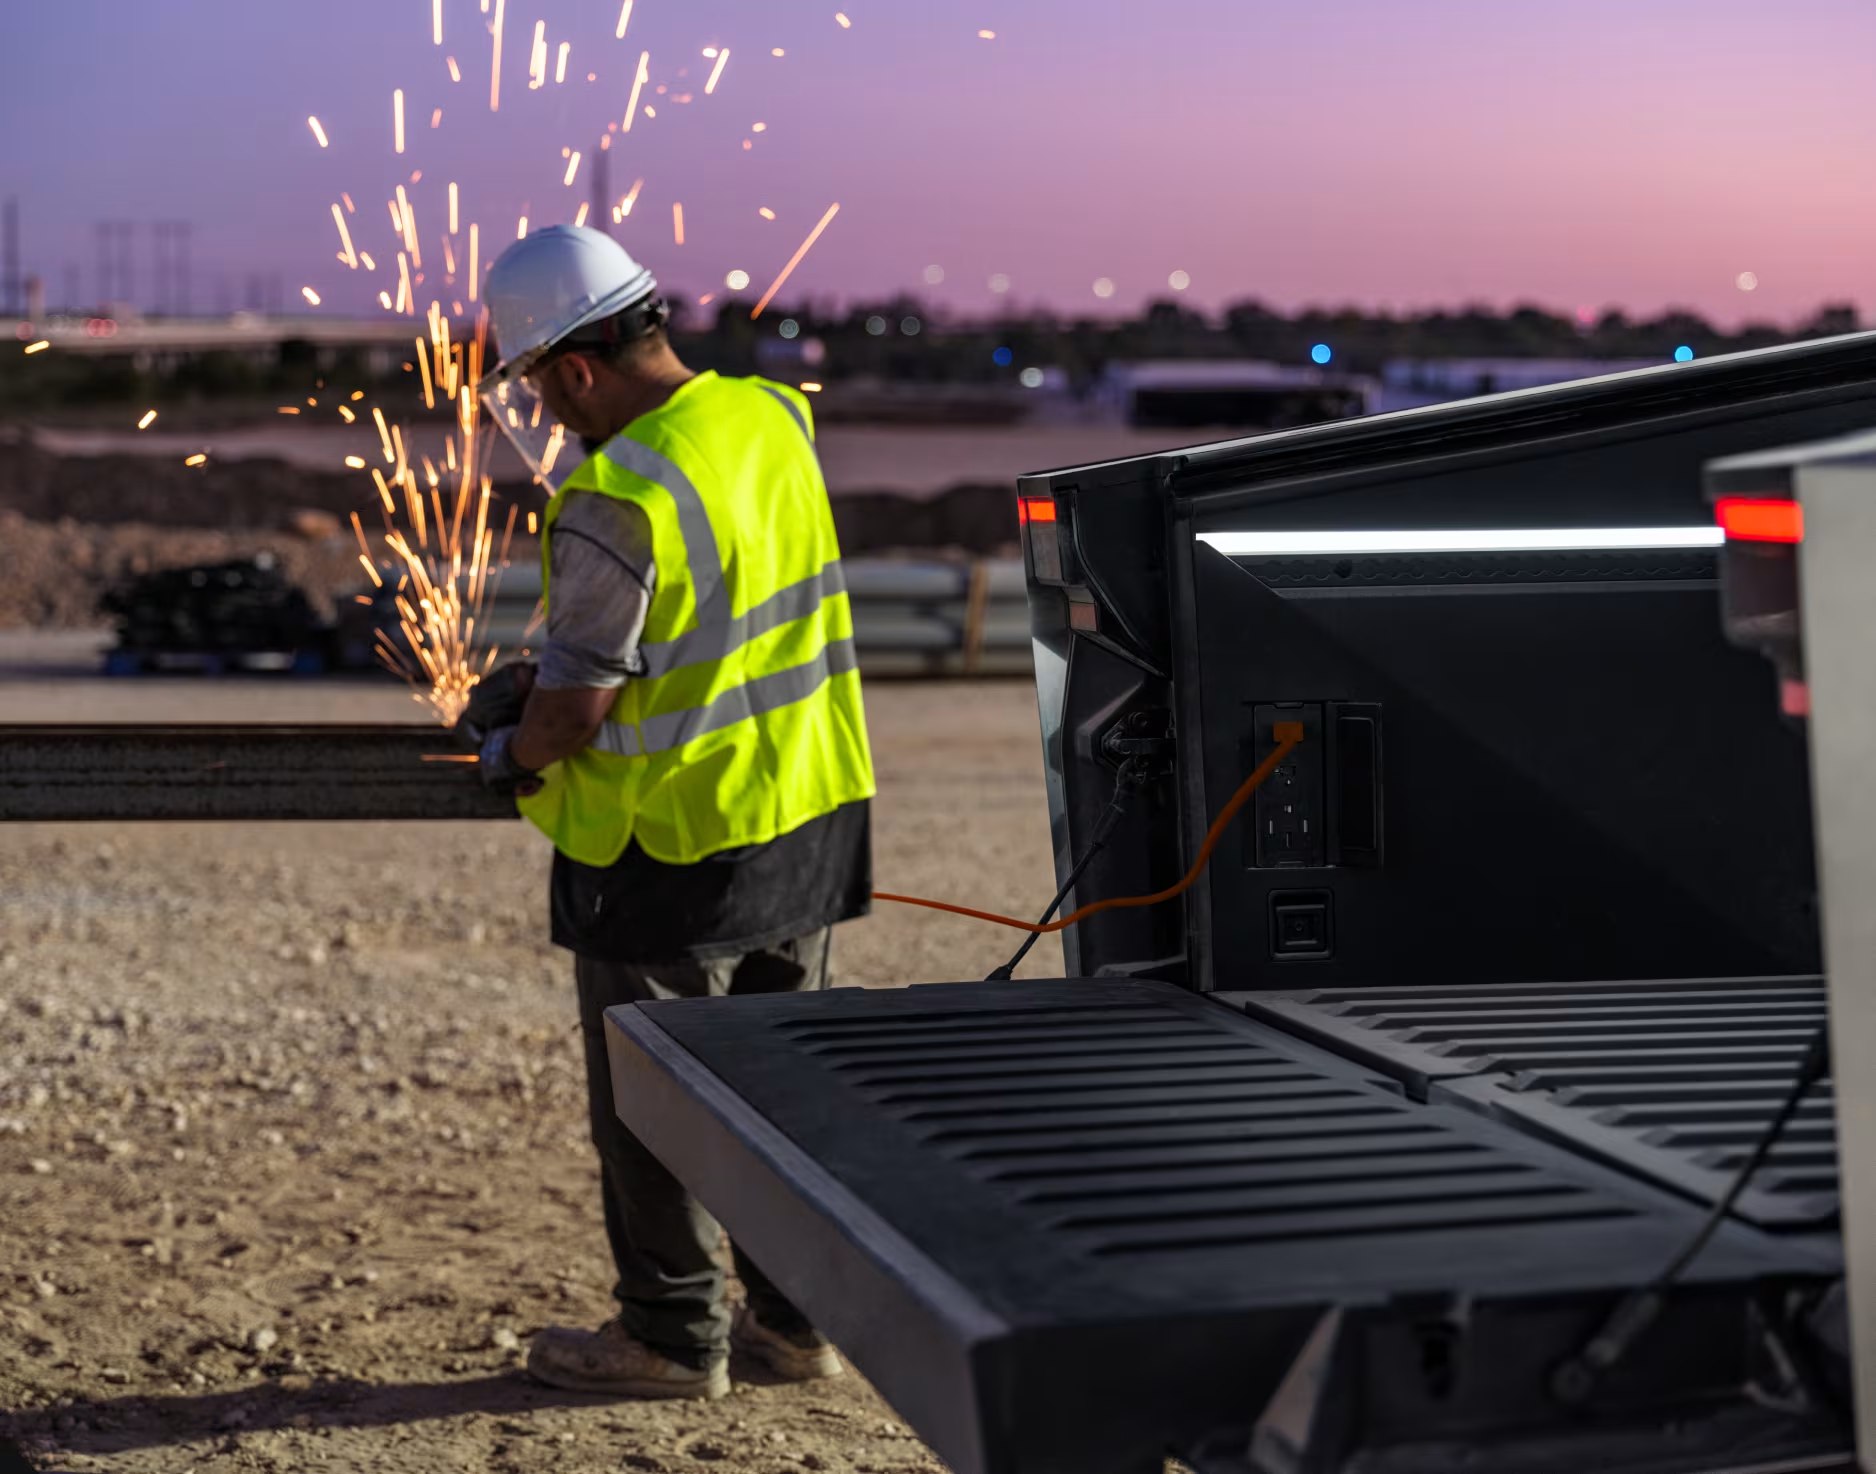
left=0, top=427, right=1022, bottom=631
left=0, top=428, right=1022, bottom=553
left=0, top=511, right=392, bottom=629
left=0, top=429, right=432, bottom=534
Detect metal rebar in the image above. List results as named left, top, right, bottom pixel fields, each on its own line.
left=0, top=725, right=516, bottom=822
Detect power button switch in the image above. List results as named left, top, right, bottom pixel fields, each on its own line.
left=1270, top=891, right=1332, bottom=959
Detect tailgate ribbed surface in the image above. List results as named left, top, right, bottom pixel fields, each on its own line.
left=611, top=979, right=1838, bottom=1474
left=636, top=979, right=1810, bottom=1303
left=1230, top=978, right=1838, bottom=1227
left=772, top=998, right=1630, bottom=1258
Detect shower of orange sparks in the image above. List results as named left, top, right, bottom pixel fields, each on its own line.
left=331, top=204, right=358, bottom=266
left=489, top=0, right=505, bottom=110
left=432, top=0, right=442, bottom=44
left=393, top=88, right=405, bottom=153
left=528, top=20, right=547, bottom=88
left=431, top=107, right=443, bottom=128
left=137, top=410, right=157, bottom=430
left=446, top=54, right=461, bottom=82
left=302, top=286, right=322, bottom=306
left=372, top=406, right=395, bottom=462
left=750, top=203, right=840, bottom=318
left=396, top=186, right=422, bottom=268
left=308, top=115, right=329, bottom=147
left=301, top=4, right=893, bottom=724
left=623, top=50, right=649, bottom=130
left=574, top=202, right=590, bottom=227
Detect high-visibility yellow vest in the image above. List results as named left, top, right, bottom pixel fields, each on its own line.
left=516, top=371, right=875, bottom=867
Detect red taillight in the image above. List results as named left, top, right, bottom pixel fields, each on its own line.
left=1018, top=496, right=1057, bottom=526
left=1716, top=496, right=1803, bottom=544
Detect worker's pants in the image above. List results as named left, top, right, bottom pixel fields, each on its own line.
left=574, top=930, right=832, bottom=1369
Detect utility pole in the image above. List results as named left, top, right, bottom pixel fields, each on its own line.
left=590, top=139, right=612, bottom=240
left=2, top=197, right=20, bottom=317
left=152, top=221, right=171, bottom=313
left=95, top=222, right=112, bottom=303
left=176, top=222, right=192, bottom=315
left=112, top=221, right=134, bottom=308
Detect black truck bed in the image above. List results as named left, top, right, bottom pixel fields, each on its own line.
left=1226, top=977, right=1838, bottom=1232
left=607, top=978, right=1845, bottom=1474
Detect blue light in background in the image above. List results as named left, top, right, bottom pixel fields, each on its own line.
left=993, top=346, right=1014, bottom=367
left=1310, top=343, right=1332, bottom=365
left=1674, top=345, right=1695, bottom=362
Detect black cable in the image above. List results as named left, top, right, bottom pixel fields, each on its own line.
left=1551, top=1024, right=1832, bottom=1404
left=984, top=758, right=1147, bottom=982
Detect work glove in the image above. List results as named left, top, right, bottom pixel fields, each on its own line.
left=478, top=725, right=543, bottom=798
left=455, top=661, right=537, bottom=749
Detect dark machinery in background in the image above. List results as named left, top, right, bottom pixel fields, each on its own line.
left=607, top=334, right=1876, bottom=1474
left=99, top=554, right=334, bottom=675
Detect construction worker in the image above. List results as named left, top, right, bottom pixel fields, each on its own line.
left=469, top=225, right=875, bottom=1400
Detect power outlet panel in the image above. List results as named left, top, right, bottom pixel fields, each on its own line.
left=1250, top=702, right=1326, bottom=868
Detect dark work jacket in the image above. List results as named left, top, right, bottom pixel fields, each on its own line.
left=550, top=800, right=872, bottom=963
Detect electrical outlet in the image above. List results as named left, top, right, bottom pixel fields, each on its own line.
left=1250, top=702, right=1325, bottom=868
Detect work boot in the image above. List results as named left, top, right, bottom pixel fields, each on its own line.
left=525, top=1317, right=728, bottom=1399
left=731, top=1307, right=843, bottom=1381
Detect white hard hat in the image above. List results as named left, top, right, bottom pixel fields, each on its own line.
left=477, top=226, right=660, bottom=486
left=480, top=225, right=659, bottom=386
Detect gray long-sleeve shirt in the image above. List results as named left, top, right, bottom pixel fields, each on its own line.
left=534, top=490, right=657, bottom=691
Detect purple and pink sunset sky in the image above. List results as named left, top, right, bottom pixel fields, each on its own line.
left=7, top=0, right=1874, bottom=324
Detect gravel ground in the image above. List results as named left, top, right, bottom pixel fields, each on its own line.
left=0, top=673, right=1062, bottom=1474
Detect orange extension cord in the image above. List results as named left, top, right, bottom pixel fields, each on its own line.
left=875, top=722, right=1305, bottom=935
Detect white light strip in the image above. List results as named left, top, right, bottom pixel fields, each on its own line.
left=1197, top=526, right=1725, bottom=556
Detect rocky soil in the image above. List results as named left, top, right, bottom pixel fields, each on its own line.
left=0, top=675, right=1064, bottom=1474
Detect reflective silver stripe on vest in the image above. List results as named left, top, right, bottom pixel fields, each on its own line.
left=636, top=557, right=847, bottom=677
left=591, top=635, right=860, bottom=757
left=598, top=431, right=725, bottom=617
left=758, top=383, right=813, bottom=443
